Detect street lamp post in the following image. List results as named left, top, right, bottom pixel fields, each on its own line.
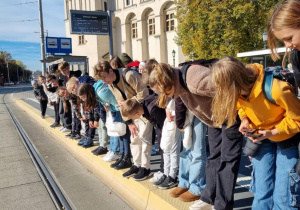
left=172, top=50, right=176, bottom=67
left=6, top=61, right=10, bottom=83
left=263, top=31, right=268, bottom=68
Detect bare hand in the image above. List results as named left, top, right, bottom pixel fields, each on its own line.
left=166, top=108, right=174, bottom=122
left=249, top=129, right=279, bottom=143
left=94, top=121, right=99, bottom=128
left=117, top=101, right=124, bottom=108
left=89, top=121, right=94, bottom=128
left=128, top=123, right=139, bottom=138
left=239, top=117, right=254, bottom=135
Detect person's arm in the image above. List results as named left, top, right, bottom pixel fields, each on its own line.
left=175, top=97, right=187, bottom=130
left=291, top=49, right=300, bottom=87
left=126, top=71, right=149, bottom=102
left=33, top=89, right=41, bottom=100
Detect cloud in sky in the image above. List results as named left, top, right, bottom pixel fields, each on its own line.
left=0, top=0, right=66, bottom=71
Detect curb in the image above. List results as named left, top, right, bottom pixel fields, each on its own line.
left=15, top=99, right=192, bottom=210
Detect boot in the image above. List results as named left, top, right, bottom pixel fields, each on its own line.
left=110, top=154, right=123, bottom=168
left=114, top=155, right=132, bottom=170
left=82, top=137, right=94, bottom=148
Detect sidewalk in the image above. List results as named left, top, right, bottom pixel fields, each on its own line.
left=15, top=98, right=193, bottom=210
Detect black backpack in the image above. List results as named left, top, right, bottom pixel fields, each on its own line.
left=178, top=58, right=219, bottom=92
left=263, top=66, right=298, bottom=104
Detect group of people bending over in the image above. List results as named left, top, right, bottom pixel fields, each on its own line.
left=32, top=1, right=300, bottom=209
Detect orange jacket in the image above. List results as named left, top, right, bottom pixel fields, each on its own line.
left=237, top=63, right=300, bottom=142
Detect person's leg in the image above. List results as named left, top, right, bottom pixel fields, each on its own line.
left=273, top=145, right=299, bottom=210
left=59, top=98, right=65, bottom=127
left=64, top=100, right=72, bottom=130
left=156, top=128, right=164, bottom=173
left=41, top=100, right=47, bottom=116
left=54, top=102, right=60, bottom=124
left=200, top=126, right=222, bottom=205
left=251, top=140, right=276, bottom=210
left=138, top=119, right=153, bottom=170
left=169, top=128, right=182, bottom=179
left=187, top=117, right=207, bottom=196
left=98, top=119, right=109, bottom=148
left=130, top=119, right=143, bottom=168
left=213, top=119, right=243, bottom=210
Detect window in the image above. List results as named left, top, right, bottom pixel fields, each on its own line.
left=132, top=22, right=138, bottom=38
left=79, top=35, right=85, bottom=45
left=125, top=0, right=132, bottom=6
left=148, top=18, right=155, bottom=35
left=166, top=13, right=175, bottom=31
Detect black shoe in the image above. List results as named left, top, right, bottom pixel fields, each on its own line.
left=114, top=155, right=132, bottom=170
left=133, top=167, right=153, bottom=181
left=153, top=174, right=167, bottom=187
left=92, top=146, right=108, bottom=155
left=65, top=132, right=74, bottom=138
left=158, top=176, right=178, bottom=189
left=122, top=165, right=140, bottom=178
left=50, top=122, right=60, bottom=128
left=110, top=154, right=124, bottom=168
left=296, top=158, right=300, bottom=175
left=73, top=134, right=82, bottom=140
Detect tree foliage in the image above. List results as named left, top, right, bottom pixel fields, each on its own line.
left=0, top=51, right=31, bottom=82
left=175, top=0, right=282, bottom=60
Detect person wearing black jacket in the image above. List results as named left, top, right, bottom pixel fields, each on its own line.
left=121, top=94, right=165, bottom=175
left=32, top=80, right=48, bottom=118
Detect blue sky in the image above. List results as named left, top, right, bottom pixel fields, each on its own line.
left=0, top=0, right=66, bottom=71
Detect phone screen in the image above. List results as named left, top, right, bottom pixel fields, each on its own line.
left=245, top=131, right=262, bottom=138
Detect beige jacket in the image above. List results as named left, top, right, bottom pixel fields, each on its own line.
left=109, top=68, right=149, bottom=122
left=173, top=65, right=216, bottom=127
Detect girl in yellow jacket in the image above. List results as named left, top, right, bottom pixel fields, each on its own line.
left=211, top=56, right=300, bottom=210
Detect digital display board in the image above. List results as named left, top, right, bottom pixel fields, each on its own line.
left=70, top=10, right=109, bottom=35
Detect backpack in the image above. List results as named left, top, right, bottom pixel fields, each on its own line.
left=121, top=66, right=140, bottom=87
left=263, top=66, right=298, bottom=104
left=178, top=58, right=219, bottom=92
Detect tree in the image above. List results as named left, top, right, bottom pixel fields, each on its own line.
left=175, top=0, right=281, bottom=61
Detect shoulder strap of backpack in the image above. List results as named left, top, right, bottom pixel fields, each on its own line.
left=263, top=70, right=276, bottom=104
left=179, top=64, right=191, bottom=92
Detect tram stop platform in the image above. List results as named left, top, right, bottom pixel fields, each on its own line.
left=15, top=98, right=193, bottom=210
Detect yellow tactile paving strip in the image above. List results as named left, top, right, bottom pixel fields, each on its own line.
left=15, top=99, right=193, bottom=210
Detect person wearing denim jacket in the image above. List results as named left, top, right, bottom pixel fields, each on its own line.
left=94, top=80, right=131, bottom=168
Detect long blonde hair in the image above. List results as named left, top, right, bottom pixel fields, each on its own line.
left=267, top=0, right=300, bottom=62
left=148, top=63, right=174, bottom=108
left=211, top=57, right=257, bottom=127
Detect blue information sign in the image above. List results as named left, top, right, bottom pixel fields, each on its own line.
left=46, top=37, right=72, bottom=54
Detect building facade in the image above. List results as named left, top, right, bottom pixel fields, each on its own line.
left=63, top=0, right=187, bottom=76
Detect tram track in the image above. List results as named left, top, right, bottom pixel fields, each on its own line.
left=3, top=89, right=73, bottom=210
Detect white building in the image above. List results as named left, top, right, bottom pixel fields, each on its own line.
left=63, top=0, right=187, bottom=76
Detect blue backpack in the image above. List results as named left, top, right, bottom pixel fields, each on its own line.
left=263, top=66, right=298, bottom=104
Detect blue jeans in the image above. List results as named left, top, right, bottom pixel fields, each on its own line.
left=178, top=117, right=207, bottom=196
left=112, top=111, right=130, bottom=156
left=108, top=111, right=121, bottom=153
left=251, top=140, right=300, bottom=210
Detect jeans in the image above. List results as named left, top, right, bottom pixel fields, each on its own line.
left=251, top=140, right=300, bottom=210
left=201, top=117, right=243, bottom=210
left=109, top=111, right=120, bottom=153
left=113, top=111, right=130, bottom=156
left=178, top=117, right=207, bottom=196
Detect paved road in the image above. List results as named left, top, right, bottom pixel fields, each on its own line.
left=0, top=85, right=132, bottom=210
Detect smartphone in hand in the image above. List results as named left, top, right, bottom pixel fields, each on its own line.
left=245, top=130, right=262, bottom=138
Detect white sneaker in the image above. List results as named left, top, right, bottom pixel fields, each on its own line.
left=59, top=126, right=65, bottom=131
left=149, top=171, right=164, bottom=183
left=189, top=200, right=213, bottom=210
left=103, top=152, right=119, bottom=162
left=61, top=128, right=71, bottom=133
left=102, top=151, right=113, bottom=161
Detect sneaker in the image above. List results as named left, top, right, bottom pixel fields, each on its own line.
left=65, top=132, right=74, bottom=138
left=103, top=152, right=119, bottom=162
left=82, top=137, right=94, bottom=148
left=158, top=176, right=178, bottom=189
left=133, top=167, right=153, bottom=181
left=122, top=165, right=140, bottom=178
left=50, top=122, right=60, bottom=128
left=114, top=155, right=132, bottom=170
left=103, top=151, right=114, bottom=161
left=61, top=128, right=71, bottom=133
left=73, top=134, right=82, bottom=140
left=110, top=154, right=123, bottom=168
left=153, top=174, right=167, bottom=187
left=77, top=136, right=87, bottom=146
left=41, top=115, right=45, bottom=119
left=93, top=147, right=108, bottom=155
left=189, top=200, right=214, bottom=210
left=59, top=126, right=65, bottom=131
left=150, top=171, right=164, bottom=183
